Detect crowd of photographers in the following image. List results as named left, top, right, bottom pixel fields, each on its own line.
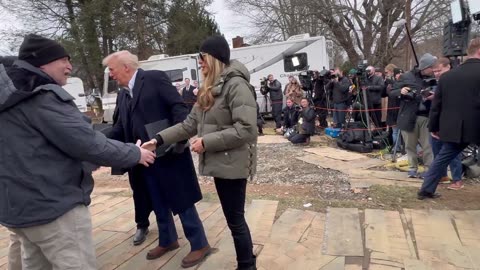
left=259, top=38, right=480, bottom=196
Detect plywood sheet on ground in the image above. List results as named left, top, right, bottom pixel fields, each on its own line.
left=349, top=177, right=421, bottom=188
left=365, top=209, right=415, bottom=269
left=304, top=147, right=366, bottom=161
left=404, top=209, right=473, bottom=269
left=198, top=200, right=278, bottom=270
left=257, top=135, right=289, bottom=144
left=297, top=154, right=386, bottom=172
left=323, top=208, right=363, bottom=257
left=258, top=210, right=339, bottom=270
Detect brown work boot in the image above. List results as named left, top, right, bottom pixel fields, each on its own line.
left=181, top=245, right=211, bottom=268
left=146, top=241, right=180, bottom=260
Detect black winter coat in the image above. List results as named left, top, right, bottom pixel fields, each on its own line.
left=268, top=79, right=283, bottom=101
left=329, top=76, right=351, bottom=104
left=365, top=75, right=384, bottom=105
left=390, top=69, right=431, bottom=132
left=283, top=106, right=300, bottom=128
left=429, top=58, right=480, bottom=144
left=385, top=78, right=401, bottom=126
left=108, top=68, right=202, bottom=214
left=298, top=107, right=316, bottom=135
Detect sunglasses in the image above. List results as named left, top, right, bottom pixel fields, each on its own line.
left=199, top=53, right=206, bottom=61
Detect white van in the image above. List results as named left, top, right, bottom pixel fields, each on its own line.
left=64, top=77, right=87, bottom=112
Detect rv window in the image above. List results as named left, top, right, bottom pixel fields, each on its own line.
left=284, top=53, right=308, bottom=72
left=191, top=69, right=197, bottom=81
left=164, top=69, right=184, bottom=83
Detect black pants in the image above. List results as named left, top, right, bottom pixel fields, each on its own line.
left=128, top=168, right=153, bottom=229
left=271, top=101, right=283, bottom=129
left=369, top=103, right=382, bottom=128
left=214, top=178, right=255, bottom=268
left=314, top=99, right=328, bottom=128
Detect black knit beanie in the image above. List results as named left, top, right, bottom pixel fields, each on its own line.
left=200, top=36, right=230, bottom=65
left=18, top=34, right=70, bottom=67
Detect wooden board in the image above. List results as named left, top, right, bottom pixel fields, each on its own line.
left=304, top=147, right=367, bottom=161
left=450, top=210, right=480, bottom=248
left=198, top=200, right=279, bottom=270
left=323, top=208, right=363, bottom=257
left=297, top=154, right=386, bottom=172
left=91, top=198, right=134, bottom=228
left=257, top=135, right=289, bottom=144
left=404, top=209, right=472, bottom=269
left=258, top=210, right=341, bottom=270
left=349, top=177, right=421, bottom=188
left=348, top=169, right=418, bottom=182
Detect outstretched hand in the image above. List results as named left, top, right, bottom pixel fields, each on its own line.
left=191, top=138, right=205, bottom=154
left=141, top=139, right=157, bottom=152
left=136, top=140, right=156, bottom=167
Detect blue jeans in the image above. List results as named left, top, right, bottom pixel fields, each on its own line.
left=333, top=102, right=347, bottom=128
left=392, top=126, right=401, bottom=151
left=420, top=142, right=468, bottom=194
left=430, top=136, right=463, bottom=181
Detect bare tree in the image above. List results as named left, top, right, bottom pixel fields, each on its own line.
left=226, top=0, right=450, bottom=67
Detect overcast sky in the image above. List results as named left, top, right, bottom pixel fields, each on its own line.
left=0, top=0, right=249, bottom=55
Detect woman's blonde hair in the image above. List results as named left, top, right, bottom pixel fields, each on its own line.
left=197, top=53, right=226, bottom=111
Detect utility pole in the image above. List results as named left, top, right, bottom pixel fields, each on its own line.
left=405, top=0, right=412, bottom=69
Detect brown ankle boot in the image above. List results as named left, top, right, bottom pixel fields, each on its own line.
left=146, top=241, right=180, bottom=260
left=181, top=245, right=211, bottom=268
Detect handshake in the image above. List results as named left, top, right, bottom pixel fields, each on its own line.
left=137, top=137, right=206, bottom=167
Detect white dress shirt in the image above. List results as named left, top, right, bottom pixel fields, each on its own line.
left=128, top=70, right=138, bottom=97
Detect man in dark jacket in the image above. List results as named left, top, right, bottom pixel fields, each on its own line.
left=385, top=65, right=403, bottom=151
left=267, top=74, right=283, bottom=129
left=391, top=53, right=436, bottom=178
left=181, top=78, right=197, bottom=112
left=282, top=98, right=300, bottom=130
left=312, top=70, right=329, bottom=128
left=418, top=38, right=480, bottom=199
left=328, top=68, right=352, bottom=128
left=362, top=66, right=385, bottom=127
left=103, top=51, right=210, bottom=267
left=0, top=34, right=155, bottom=269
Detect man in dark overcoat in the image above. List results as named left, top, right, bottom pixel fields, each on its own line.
left=418, top=38, right=480, bottom=200
left=103, top=51, right=211, bottom=267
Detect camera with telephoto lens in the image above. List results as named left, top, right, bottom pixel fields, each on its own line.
left=420, top=78, right=437, bottom=98
left=294, top=104, right=302, bottom=111
left=259, top=77, right=269, bottom=95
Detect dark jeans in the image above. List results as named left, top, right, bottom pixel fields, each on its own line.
left=333, top=102, right=347, bottom=128
left=128, top=168, right=153, bottom=229
left=271, top=101, right=283, bottom=128
left=289, top=134, right=310, bottom=144
left=369, top=103, right=382, bottom=127
left=420, top=142, right=468, bottom=194
left=430, top=136, right=463, bottom=181
left=214, top=178, right=255, bottom=268
left=144, top=173, right=208, bottom=250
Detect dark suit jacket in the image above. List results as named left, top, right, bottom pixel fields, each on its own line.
left=108, top=69, right=202, bottom=214
left=429, top=58, right=480, bottom=144
left=182, top=85, right=197, bottom=104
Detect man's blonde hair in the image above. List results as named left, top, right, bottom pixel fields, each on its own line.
left=467, top=38, right=480, bottom=56
left=102, top=50, right=139, bottom=69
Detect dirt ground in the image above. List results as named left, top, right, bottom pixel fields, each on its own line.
left=93, top=132, right=480, bottom=216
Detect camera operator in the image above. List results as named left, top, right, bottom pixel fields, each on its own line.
left=278, top=98, right=300, bottom=136
left=391, top=53, right=436, bottom=178
left=385, top=64, right=403, bottom=151
left=312, top=70, right=328, bottom=129
left=327, top=68, right=352, bottom=128
left=267, top=74, right=283, bottom=130
left=289, top=98, right=316, bottom=145
left=361, top=66, right=384, bottom=128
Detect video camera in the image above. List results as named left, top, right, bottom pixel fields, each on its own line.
left=259, top=77, right=269, bottom=95
left=355, top=60, right=369, bottom=84
left=298, top=69, right=334, bottom=92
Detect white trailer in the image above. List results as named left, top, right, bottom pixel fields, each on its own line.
left=230, top=34, right=329, bottom=114
left=64, top=77, right=87, bottom=113
left=100, top=34, right=330, bottom=121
